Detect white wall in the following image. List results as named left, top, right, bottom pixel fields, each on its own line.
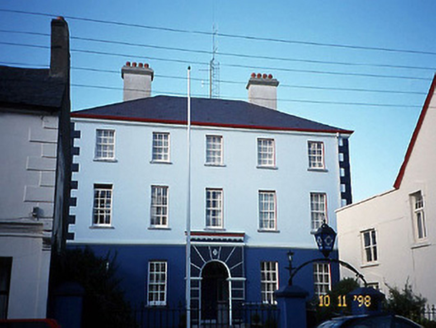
left=70, top=118, right=345, bottom=249
left=337, top=84, right=436, bottom=305
left=0, top=110, right=58, bottom=318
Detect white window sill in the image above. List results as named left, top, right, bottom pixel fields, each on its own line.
left=94, top=158, right=118, bottom=163
left=150, top=160, right=172, bottom=165
left=411, top=241, right=430, bottom=249
left=89, top=225, right=115, bottom=229
left=307, top=168, right=328, bottom=172
left=205, top=163, right=226, bottom=167
left=148, top=227, right=171, bottom=230
left=361, top=262, right=379, bottom=268
left=258, top=229, right=280, bottom=233
left=256, top=166, right=278, bottom=170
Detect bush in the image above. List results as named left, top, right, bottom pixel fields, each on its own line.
left=49, top=247, right=137, bottom=328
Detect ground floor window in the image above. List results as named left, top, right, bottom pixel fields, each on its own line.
left=147, top=261, right=167, bottom=306
left=313, top=262, right=331, bottom=297
left=260, top=261, right=278, bottom=304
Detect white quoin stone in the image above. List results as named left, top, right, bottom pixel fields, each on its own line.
left=246, top=74, right=279, bottom=110
left=121, top=63, right=154, bottom=101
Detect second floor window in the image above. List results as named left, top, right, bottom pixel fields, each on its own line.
left=308, top=141, right=324, bottom=169
left=411, top=191, right=427, bottom=240
left=95, top=129, right=115, bottom=160
left=257, top=138, right=275, bottom=167
left=261, top=261, right=278, bottom=304
left=152, top=132, right=170, bottom=162
left=206, top=189, right=223, bottom=228
left=310, top=193, right=327, bottom=231
left=93, top=184, right=113, bottom=226
left=259, top=191, right=276, bottom=230
left=362, top=229, right=378, bottom=264
left=150, top=186, right=169, bottom=227
left=206, top=135, right=223, bottom=165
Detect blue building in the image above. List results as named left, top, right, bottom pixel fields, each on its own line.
left=68, top=63, right=352, bottom=324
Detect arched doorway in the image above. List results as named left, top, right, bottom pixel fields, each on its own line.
left=201, top=261, right=229, bottom=325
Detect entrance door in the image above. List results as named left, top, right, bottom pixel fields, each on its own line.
left=201, top=261, right=229, bottom=324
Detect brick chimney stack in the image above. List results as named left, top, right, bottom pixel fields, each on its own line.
left=122, top=62, right=154, bottom=101
left=246, top=73, right=279, bottom=110
left=50, top=17, right=70, bottom=80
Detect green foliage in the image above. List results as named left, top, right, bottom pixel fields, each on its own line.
left=385, top=282, right=426, bottom=322
left=50, top=247, right=137, bottom=328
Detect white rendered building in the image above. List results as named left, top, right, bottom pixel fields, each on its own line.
left=337, top=75, right=436, bottom=305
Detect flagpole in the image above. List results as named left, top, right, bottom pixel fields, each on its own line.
left=186, top=66, right=192, bottom=328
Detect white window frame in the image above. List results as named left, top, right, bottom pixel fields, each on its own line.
left=308, top=141, right=325, bottom=169
left=259, top=191, right=277, bottom=231
left=257, top=138, right=275, bottom=168
left=310, top=193, right=327, bottom=231
left=95, top=129, right=115, bottom=160
left=150, top=186, right=169, bottom=228
left=411, top=191, right=427, bottom=241
left=93, top=184, right=113, bottom=226
left=261, top=261, right=279, bottom=304
left=361, top=229, right=378, bottom=264
left=152, top=132, right=170, bottom=162
left=147, top=261, right=167, bottom=306
left=205, top=135, right=223, bottom=165
left=206, top=188, right=223, bottom=229
left=313, top=263, right=331, bottom=297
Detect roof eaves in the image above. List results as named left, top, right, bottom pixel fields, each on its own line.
left=393, top=74, right=436, bottom=189
left=71, top=112, right=353, bottom=134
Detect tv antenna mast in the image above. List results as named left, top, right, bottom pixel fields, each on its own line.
left=209, top=24, right=220, bottom=99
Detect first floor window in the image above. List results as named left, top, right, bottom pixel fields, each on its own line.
left=259, top=191, right=276, bottom=230
left=206, top=135, right=223, bottom=165
left=411, top=191, right=427, bottom=240
left=148, top=261, right=167, bottom=306
left=257, top=138, right=275, bottom=167
left=261, top=261, right=278, bottom=304
left=152, top=132, right=170, bottom=162
left=93, top=184, right=113, bottom=226
left=95, top=129, right=115, bottom=160
left=310, top=193, right=327, bottom=231
left=362, top=229, right=377, bottom=263
left=308, top=141, right=324, bottom=169
left=150, top=186, right=169, bottom=227
left=313, top=263, right=331, bottom=297
left=206, top=188, right=223, bottom=228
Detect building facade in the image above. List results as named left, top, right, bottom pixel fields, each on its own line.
left=69, top=64, right=352, bottom=323
left=0, top=18, right=71, bottom=319
left=337, top=75, right=436, bottom=305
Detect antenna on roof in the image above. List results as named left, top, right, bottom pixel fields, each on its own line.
left=210, top=23, right=220, bottom=99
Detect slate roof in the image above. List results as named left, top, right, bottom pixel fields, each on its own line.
left=73, top=95, right=352, bottom=134
left=0, top=66, right=66, bottom=110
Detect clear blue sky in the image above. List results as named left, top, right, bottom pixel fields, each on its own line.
left=1, top=0, right=435, bottom=202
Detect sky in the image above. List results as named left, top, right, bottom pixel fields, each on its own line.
left=1, top=0, right=435, bottom=203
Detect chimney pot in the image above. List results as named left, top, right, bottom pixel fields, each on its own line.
left=256, top=73, right=262, bottom=78
left=126, top=61, right=131, bottom=66
left=262, top=73, right=267, bottom=79
left=145, top=63, right=149, bottom=68
left=251, top=72, right=256, bottom=78
left=132, top=62, right=137, bottom=67
left=138, top=63, right=143, bottom=68
left=268, top=74, right=273, bottom=79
